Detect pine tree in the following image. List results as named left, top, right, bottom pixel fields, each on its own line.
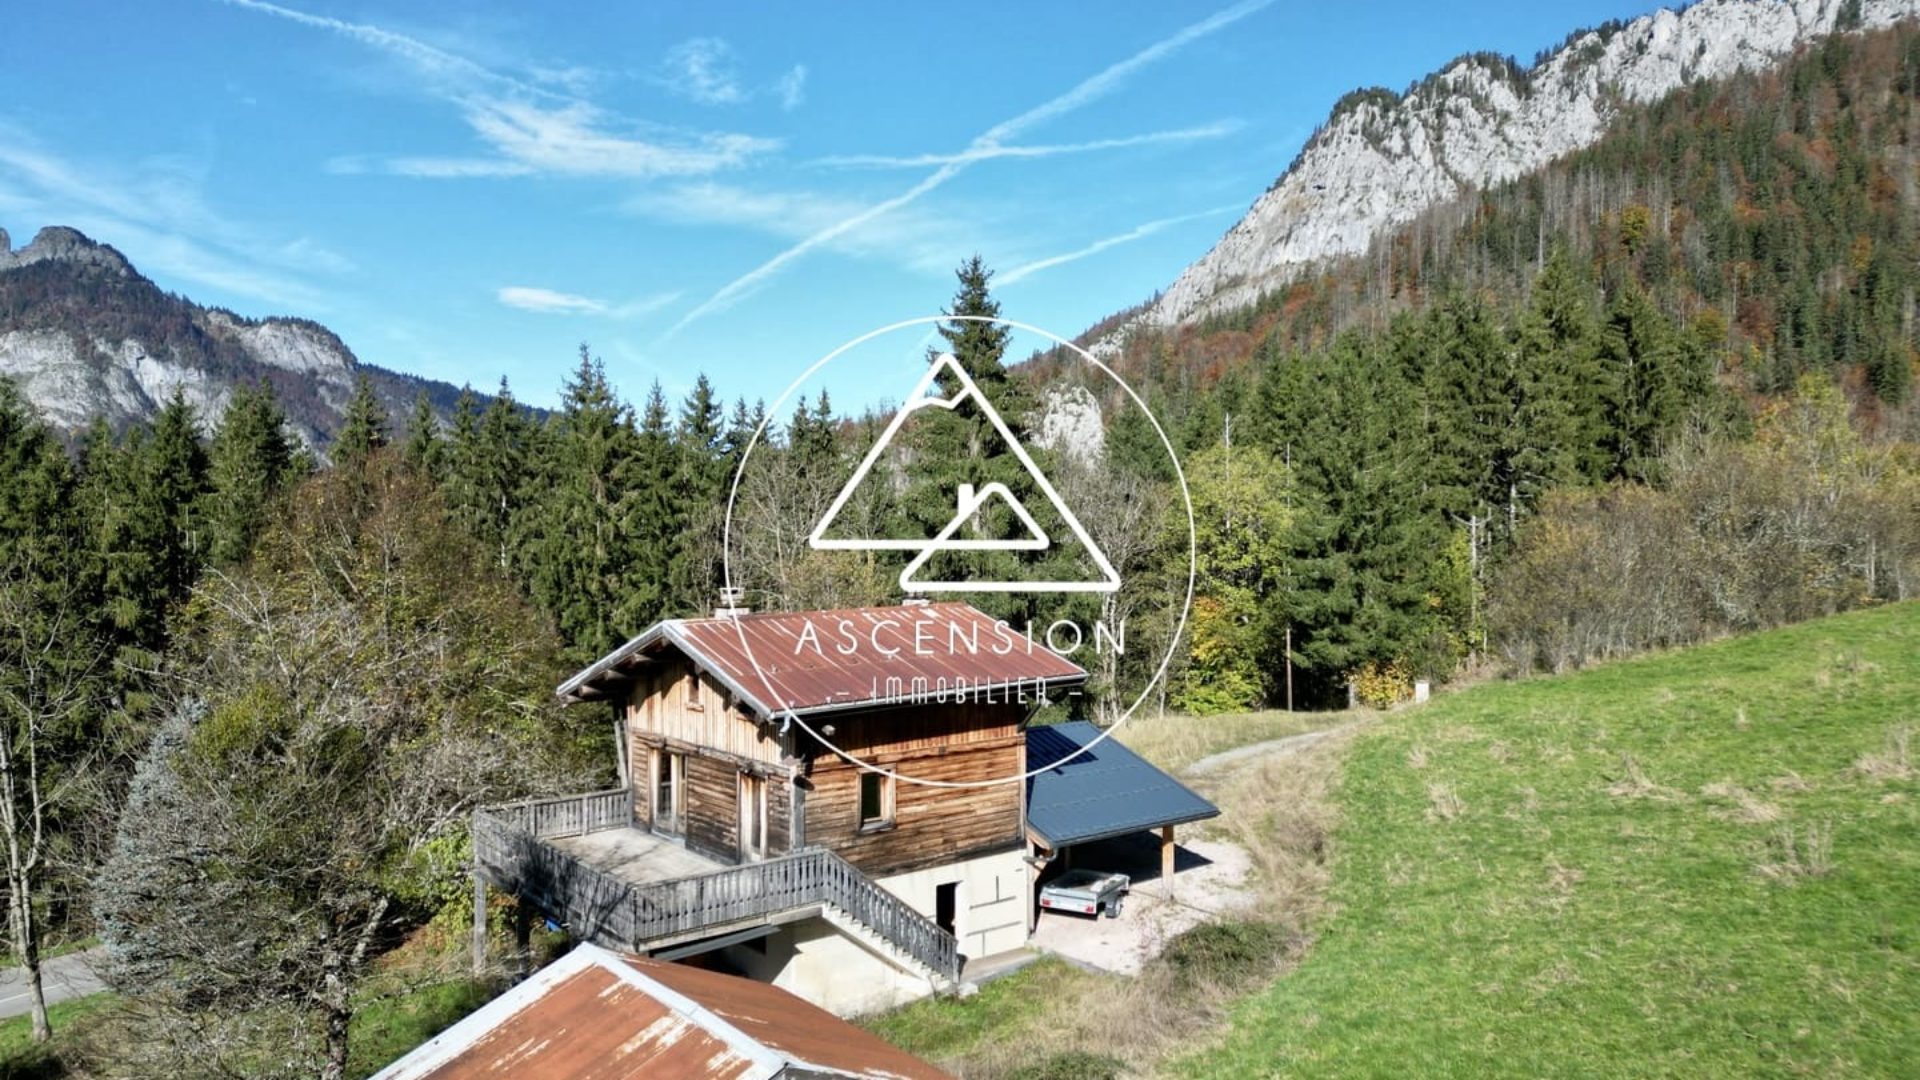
left=522, top=349, right=645, bottom=659
left=1598, top=284, right=1684, bottom=482
left=626, top=382, right=677, bottom=629
left=205, top=382, right=295, bottom=566
left=401, top=391, right=445, bottom=481
left=670, top=374, right=726, bottom=613
left=444, top=379, right=530, bottom=572
left=141, top=390, right=211, bottom=606
left=334, top=374, right=389, bottom=466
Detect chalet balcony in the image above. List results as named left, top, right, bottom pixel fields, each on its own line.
left=472, top=790, right=962, bottom=983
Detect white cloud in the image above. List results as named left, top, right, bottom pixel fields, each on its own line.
left=624, top=182, right=981, bottom=277
left=496, top=285, right=680, bottom=319
left=658, top=37, right=746, bottom=105
left=776, top=65, right=807, bottom=111
left=0, top=123, right=343, bottom=308
left=498, top=285, right=605, bottom=314
left=656, top=38, right=808, bottom=112
left=223, top=0, right=778, bottom=180
left=456, top=100, right=776, bottom=179
left=997, top=204, right=1240, bottom=286
left=664, top=0, right=1275, bottom=336
left=815, top=122, right=1241, bottom=169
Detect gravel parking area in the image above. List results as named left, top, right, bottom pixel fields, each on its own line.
left=1029, top=832, right=1256, bottom=975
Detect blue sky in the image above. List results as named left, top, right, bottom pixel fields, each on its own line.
left=1, top=0, right=1661, bottom=413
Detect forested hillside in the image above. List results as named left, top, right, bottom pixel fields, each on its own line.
left=1026, top=22, right=1920, bottom=706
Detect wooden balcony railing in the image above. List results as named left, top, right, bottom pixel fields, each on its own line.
left=473, top=794, right=960, bottom=982
left=483, top=787, right=633, bottom=839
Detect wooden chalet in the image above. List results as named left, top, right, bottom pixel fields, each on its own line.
left=472, top=600, right=1215, bottom=1016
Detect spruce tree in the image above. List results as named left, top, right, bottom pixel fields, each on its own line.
left=445, top=379, right=530, bottom=572
left=141, top=390, right=211, bottom=606
left=1599, top=284, right=1684, bottom=482
left=524, top=349, right=645, bottom=659
left=626, top=382, right=677, bottom=629
left=205, top=381, right=295, bottom=566
left=401, top=391, right=445, bottom=481
left=334, top=374, right=389, bottom=466
left=670, top=374, right=726, bottom=613
left=1511, top=248, right=1608, bottom=491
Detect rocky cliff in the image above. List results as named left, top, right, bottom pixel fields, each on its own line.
left=0, top=225, right=466, bottom=447
left=1132, top=0, right=1920, bottom=334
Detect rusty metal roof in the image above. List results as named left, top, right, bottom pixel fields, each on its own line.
left=370, top=944, right=952, bottom=1080
left=558, top=603, right=1087, bottom=718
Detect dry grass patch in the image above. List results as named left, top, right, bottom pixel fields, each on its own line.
left=1852, top=725, right=1912, bottom=781
left=1425, top=782, right=1464, bottom=822
left=1769, top=771, right=1812, bottom=793
left=1755, top=820, right=1837, bottom=883
left=1542, top=856, right=1584, bottom=912
left=1699, top=780, right=1784, bottom=823
left=1605, top=753, right=1685, bottom=801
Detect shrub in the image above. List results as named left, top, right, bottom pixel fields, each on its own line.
left=1351, top=660, right=1412, bottom=708
left=1156, top=919, right=1290, bottom=993
left=1003, top=1050, right=1127, bottom=1080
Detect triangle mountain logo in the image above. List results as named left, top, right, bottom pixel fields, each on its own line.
left=808, top=353, right=1121, bottom=594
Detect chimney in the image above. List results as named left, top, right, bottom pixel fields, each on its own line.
left=713, top=586, right=750, bottom=619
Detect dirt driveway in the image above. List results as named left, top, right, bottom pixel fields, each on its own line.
left=1029, top=831, right=1256, bottom=975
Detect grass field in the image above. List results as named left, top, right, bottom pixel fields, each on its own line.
left=1187, top=602, right=1920, bottom=1077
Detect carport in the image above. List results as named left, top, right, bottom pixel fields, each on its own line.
left=1024, top=721, right=1219, bottom=922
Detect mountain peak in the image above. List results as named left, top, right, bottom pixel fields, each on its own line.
left=0, top=225, right=134, bottom=277
left=1126, top=0, right=1919, bottom=334
left=0, top=224, right=476, bottom=449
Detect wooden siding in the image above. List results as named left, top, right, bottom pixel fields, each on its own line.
left=624, top=661, right=785, bottom=766
left=683, top=752, right=741, bottom=862
left=630, top=731, right=798, bottom=863
left=802, top=701, right=1027, bottom=877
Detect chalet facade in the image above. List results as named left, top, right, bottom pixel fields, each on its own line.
left=472, top=600, right=1215, bottom=1017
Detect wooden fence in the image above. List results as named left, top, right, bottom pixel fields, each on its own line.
left=473, top=794, right=959, bottom=981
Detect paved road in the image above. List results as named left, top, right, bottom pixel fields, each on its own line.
left=0, top=948, right=107, bottom=1019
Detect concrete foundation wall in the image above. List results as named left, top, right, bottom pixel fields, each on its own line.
left=877, top=845, right=1030, bottom=961
left=721, top=916, right=932, bottom=1017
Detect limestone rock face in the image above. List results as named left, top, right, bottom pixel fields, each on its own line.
left=1122, top=0, right=1915, bottom=338
left=1033, top=385, right=1105, bottom=466
left=0, top=224, right=466, bottom=448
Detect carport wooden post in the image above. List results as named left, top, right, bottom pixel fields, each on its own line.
left=1160, top=826, right=1175, bottom=896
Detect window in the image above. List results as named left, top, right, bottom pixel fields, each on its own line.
left=858, top=771, right=893, bottom=831
left=686, top=672, right=703, bottom=709
left=654, top=750, right=685, bottom=834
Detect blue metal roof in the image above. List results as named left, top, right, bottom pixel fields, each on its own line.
left=1025, top=721, right=1219, bottom=849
